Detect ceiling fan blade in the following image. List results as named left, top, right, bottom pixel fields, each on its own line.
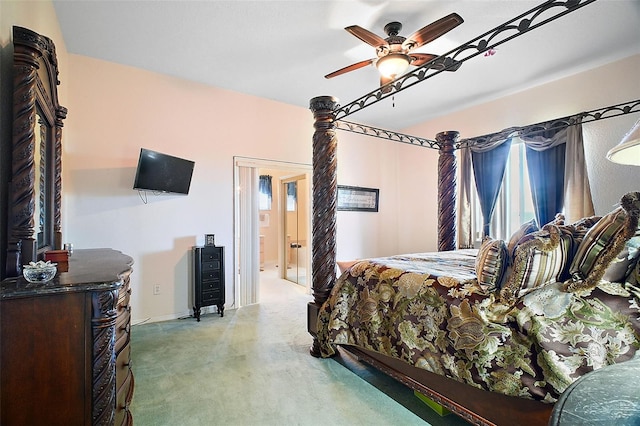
left=410, top=53, right=437, bottom=66
left=324, top=58, right=375, bottom=79
left=402, top=13, right=464, bottom=51
left=380, top=75, right=393, bottom=94
left=345, top=25, right=388, bottom=48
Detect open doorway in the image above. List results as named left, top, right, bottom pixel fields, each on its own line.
left=233, top=157, right=311, bottom=308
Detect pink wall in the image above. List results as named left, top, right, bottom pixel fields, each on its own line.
left=64, top=55, right=317, bottom=321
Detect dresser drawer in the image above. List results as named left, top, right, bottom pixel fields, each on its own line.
left=116, top=344, right=131, bottom=385
left=115, top=355, right=134, bottom=426
left=201, top=260, right=221, bottom=273
left=118, top=286, right=132, bottom=307
left=202, top=289, right=221, bottom=304
left=202, top=269, right=221, bottom=282
left=115, top=309, right=131, bottom=355
left=202, top=279, right=221, bottom=291
left=201, top=249, right=221, bottom=262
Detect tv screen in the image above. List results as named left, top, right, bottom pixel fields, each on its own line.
left=133, top=148, right=195, bottom=195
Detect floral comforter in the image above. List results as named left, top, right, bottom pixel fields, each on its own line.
left=317, top=250, right=640, bottom=402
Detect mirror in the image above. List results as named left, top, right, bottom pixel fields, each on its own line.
left=6, top=26, right=67, bottom=277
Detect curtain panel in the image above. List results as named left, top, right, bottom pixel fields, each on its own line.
left=259, top=175, right=272, bottom=210
left=457, top=147, right=473, bottom=249
left=471, top=138, right=513, bottom=236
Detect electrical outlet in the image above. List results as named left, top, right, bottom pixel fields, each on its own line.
left=153, top=285, right=160, bottom=295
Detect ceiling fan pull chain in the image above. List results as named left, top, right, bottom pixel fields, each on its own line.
left=392, top=95, right=395, bottom=108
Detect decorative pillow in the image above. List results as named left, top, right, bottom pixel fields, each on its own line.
left=475, top=236, right=508, bottom=291
left=500, top=224, right=574, bottom=303
left=571, top=215, right=602, bottom=230
left=602, top=234, right=640, bottom=283
left=506, top=219, right=538, bottom=260
left=565, top=192, right=640, bottom=292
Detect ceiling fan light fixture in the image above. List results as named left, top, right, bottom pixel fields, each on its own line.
left=376, top=53, right=410, bottom=78
left=607, top=119, right=640, bottom=166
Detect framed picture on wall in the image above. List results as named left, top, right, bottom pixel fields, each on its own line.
left=337, top=186, right=379, bottom=212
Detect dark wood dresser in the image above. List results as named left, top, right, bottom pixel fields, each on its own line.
left=192, top=245, right=225, bottom=321
left=1, top=248, right=134, bottom=425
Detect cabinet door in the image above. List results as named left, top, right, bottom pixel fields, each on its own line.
left=1, top=292, right=92, bottom=425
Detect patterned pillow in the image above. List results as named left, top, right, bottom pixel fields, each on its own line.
left=566, top=216, right=602, bottom=250
left=475, top=236, right=508, bottom=291
left=500, top=224, right=574, bottom=303
left=506, top=219, right=538, bottom=260
left=566, top=192, right=640, bottom=292
left=602, top=234, right=640, bottom=283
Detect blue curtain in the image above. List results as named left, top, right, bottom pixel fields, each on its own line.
left=527, top=144, right=567, bottom=226
left=471, top=138, right=513, bottom=236
left=286, top=182, right=297, bottom=211
left=259, top=175, right=272, bottom=210
left=522, top=126, right=567, bottom=227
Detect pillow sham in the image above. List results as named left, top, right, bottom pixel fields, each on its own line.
left=506, top=219, right=538, bottom=260
left=475, top=236, right=508, bottom=291
left=500, top=224, right=573, bottom=303
left=602, top=234, right=640, bottom=283
left=565, top=192, right=640, bottom=292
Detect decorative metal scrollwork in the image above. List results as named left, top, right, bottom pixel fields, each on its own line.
left=335, top=0, right=597, bottom=121
left=336, top=120, right=440, bottom=149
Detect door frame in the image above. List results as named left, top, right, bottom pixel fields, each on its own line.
left=233, top=157, right=312, bottom=308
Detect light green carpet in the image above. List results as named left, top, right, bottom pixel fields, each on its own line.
left=130, top=269, right=470, bottom=425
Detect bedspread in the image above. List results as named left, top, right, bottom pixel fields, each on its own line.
left=317, top=251, right=640, bottom=402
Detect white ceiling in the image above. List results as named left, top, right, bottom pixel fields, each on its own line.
left=52, top=0, right=640, bottom=131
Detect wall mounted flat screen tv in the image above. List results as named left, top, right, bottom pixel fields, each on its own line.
left=133, top=148, right=195, bottom=195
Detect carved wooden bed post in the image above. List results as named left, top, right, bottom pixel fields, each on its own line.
left=436, top=131, right=458, bottom=251
left=308, top=96, right=339, bottom=357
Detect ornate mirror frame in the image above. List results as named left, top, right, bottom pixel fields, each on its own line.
left=6, top=26, right=67, bottom=277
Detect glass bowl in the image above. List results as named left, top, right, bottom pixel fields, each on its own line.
left=23, top=261, right=57, bottom=283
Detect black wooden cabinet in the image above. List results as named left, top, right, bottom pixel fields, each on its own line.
left=192, top=245, right=225, bottom=321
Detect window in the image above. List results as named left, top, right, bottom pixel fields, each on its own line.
left=471, top=139, right=536, bottom=243
left=259, top=175, right=272, bottom=210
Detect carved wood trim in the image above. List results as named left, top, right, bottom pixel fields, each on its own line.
left=309, top=96, right=339, bottom=356
left=7, top=26, right=66, bottom=276
left=92, top=289, right=118, bottom=426
left=436, top=131, right=459, bottom=251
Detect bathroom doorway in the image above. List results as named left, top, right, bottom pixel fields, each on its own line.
left=233, top=157, right=311, bottom=308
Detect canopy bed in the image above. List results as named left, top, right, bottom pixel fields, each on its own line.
left=306, top=1, right=640, bottom=425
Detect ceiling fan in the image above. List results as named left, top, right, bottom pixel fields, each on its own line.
left=325, top=13, right=464, bottom=91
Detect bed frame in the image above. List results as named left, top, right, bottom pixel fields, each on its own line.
left=306, top=1, right=640, bottom=424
